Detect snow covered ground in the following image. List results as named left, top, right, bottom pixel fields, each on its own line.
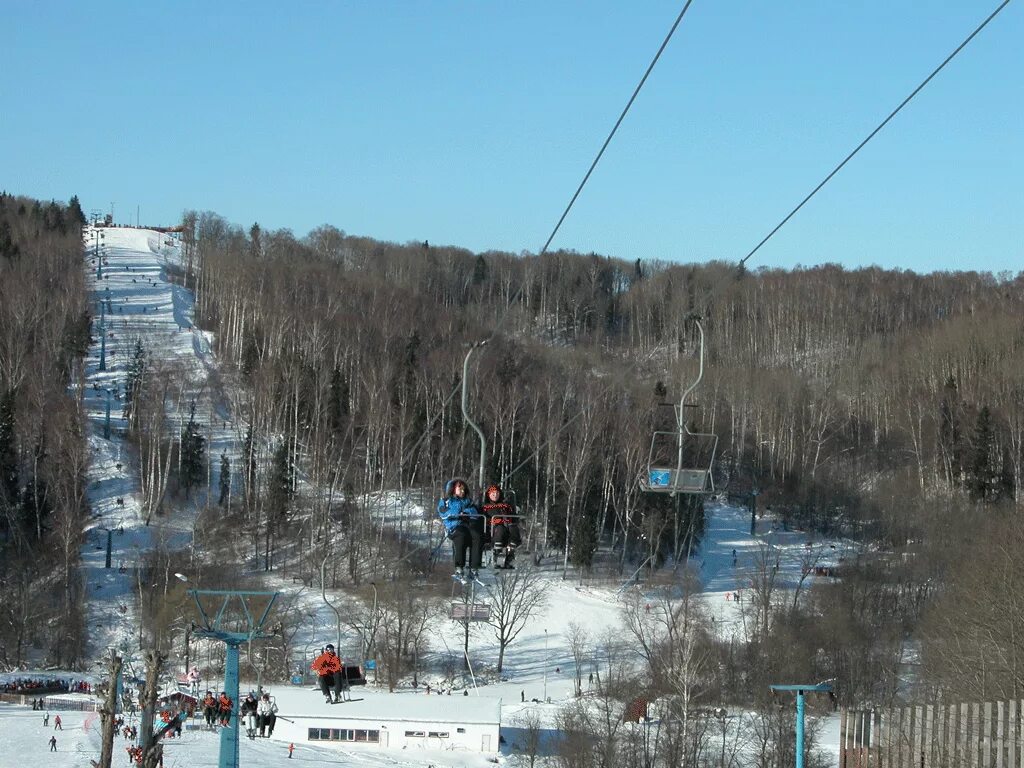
left=0, top=227, right=848, bottom=767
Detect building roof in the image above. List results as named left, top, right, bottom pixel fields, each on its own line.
left=263, top=686, right=502, bottom=725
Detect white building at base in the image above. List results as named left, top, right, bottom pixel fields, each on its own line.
left=266, top=687, right=502, bottom=753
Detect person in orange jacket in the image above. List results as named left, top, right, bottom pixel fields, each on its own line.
left=201, top=691, right=217, bottom=728
left=217, top=691, right=233, bottom=727
left=310, top=644, right=347, bottom=703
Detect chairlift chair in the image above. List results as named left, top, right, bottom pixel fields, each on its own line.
left=640, top=318, right=718, bottom=496
left=449, top=602, right=491, bottom=622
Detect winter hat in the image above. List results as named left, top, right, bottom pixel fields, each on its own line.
left=486, top=484, right=502, bottom=499
left=325, top=644, right=335, bottom=652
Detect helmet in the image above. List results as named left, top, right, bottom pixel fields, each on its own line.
left=325, top=644, right=335, bottom=652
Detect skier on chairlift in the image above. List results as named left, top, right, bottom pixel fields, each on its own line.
left=437, top=478, right=484, bottom=582
left=482, top=483, right=521, bottom=569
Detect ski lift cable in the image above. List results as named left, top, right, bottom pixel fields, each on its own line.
left=538, top=0, right=696, bottom=258
left=739, top=0, right=1013, bottom=267
left=389, top=2, right=698, bottom=491
left=502, top=2, right=1014, bottom=489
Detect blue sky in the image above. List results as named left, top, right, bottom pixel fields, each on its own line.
left=3, top=1, right=1020, bottom=274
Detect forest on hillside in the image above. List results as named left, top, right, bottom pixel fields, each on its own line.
left=168, top=211, right=1024, bottom=706
left=2, top=197, right=1023, bottom=728
left=0, top=193, right=90, bottom=667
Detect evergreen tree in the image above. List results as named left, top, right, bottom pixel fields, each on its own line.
left=328, top=366, right=350, bottom=435
left=178, top=402, right=205, bottom=498
left=67, top=196, right=86, bottom=226
left=472, top=254, right=488, bottom=285
left=938, top=375, right=963, bottom=489
left=242, top=425, right=257, bottom=500
left=968, top=405, right=999, bottom=502
left=0, top=389, right=19, bottom=514
left=123, top=339, right=147, bottom=420
left=218, top=453, right=231, bottom=506
left=266, top=440, right=294, bottom=525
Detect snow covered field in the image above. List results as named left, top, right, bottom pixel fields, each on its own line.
left=0, top=227, right=847, bottom=767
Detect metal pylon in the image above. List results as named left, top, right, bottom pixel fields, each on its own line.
left=189, top=590, right=280, bottom=768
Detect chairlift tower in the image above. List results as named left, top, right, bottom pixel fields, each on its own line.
left=769, top=682, right=834, bottom=768
left=461, top=341, right=488, bottom=489
left=640, top=317, right=718, bottom=496
left=189, top=590, right=279, bottom=768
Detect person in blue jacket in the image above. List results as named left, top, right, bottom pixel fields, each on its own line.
left=437, top=478, right=484, bottom=579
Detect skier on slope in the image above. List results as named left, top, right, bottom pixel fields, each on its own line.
left=437, top=478, right=483, bottom=581
left=482, top=483, right=521, bottom=569
left=311, top=644, right=347, bottom=704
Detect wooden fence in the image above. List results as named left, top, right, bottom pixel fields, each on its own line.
left=841, top=701, right=1024, bottom=768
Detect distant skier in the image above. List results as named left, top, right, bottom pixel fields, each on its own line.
left=482, top=484, right=521, bottom=569
left=49, top=735, right=57, bottom=752
left=437, top=478, right=483, bottom=581
left=288, top=743, right=295, bottom=758
left=311, top=644, right=346, bottom=703
left=54, top=714, right=62, bottom=730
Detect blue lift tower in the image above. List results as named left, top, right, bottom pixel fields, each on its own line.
left=770, top=682, right=834, bottom=768
left=189, top=590, right=280, bottom=768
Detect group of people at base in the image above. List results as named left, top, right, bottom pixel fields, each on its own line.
left=437, top=479, right=522, bottom=580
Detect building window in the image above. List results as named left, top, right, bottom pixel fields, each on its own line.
left=457, top=728, right=466, bottom=734
left=309, top=727, right=379, bottom=743
left=428, top=731, right=450, bottom=739
left=405, top=731, right=426, bottom=738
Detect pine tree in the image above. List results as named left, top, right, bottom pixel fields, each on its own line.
left=328, top=366, right=349, bottom=435
left=267, top=440, right=294, bottom=524
left=178, top=402, right=205, bottom=498
left=123, top=339, right=147, bottom=420
left=939, top=375, right=963, bottom=489
left=67, top=196, right=86, bottom=226
left=242, top=426, right=257, bottom=500
left=968, top=405, right=999, bottom=502
left=218, top=453, right=231, bottom=507
left=0, top=389, right=19, bottom=513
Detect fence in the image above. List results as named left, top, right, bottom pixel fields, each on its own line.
left=0, top=693, right=101, bottom=711
left=841, top=701, right=1024, bottom=768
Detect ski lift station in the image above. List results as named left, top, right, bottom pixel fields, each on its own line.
left=266, top=687, right=502, bottom=753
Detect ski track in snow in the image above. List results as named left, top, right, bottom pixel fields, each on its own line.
left=8, top=226, right=848, bottom=766
left=78, top=227, right=245, bottom=658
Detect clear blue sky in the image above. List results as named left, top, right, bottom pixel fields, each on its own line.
left=3, top=1, right=1021, bottom=274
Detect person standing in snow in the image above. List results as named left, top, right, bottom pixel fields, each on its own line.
left=481, top=483, right=521, bottom=569
left=49, top=735, right=57, bottom=752
left=437, top=478, right=483, bottom=580
left=311, top=644, right=346, bottom=703
left=54, top=714, right=62, bottom=730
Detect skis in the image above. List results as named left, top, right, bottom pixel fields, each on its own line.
left=452, top=571, right=487, bottom=589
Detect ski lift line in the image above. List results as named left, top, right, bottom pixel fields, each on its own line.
left=538, top=0, right=696, bottom=257
left=739, top=0, right=1013, bottom=267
